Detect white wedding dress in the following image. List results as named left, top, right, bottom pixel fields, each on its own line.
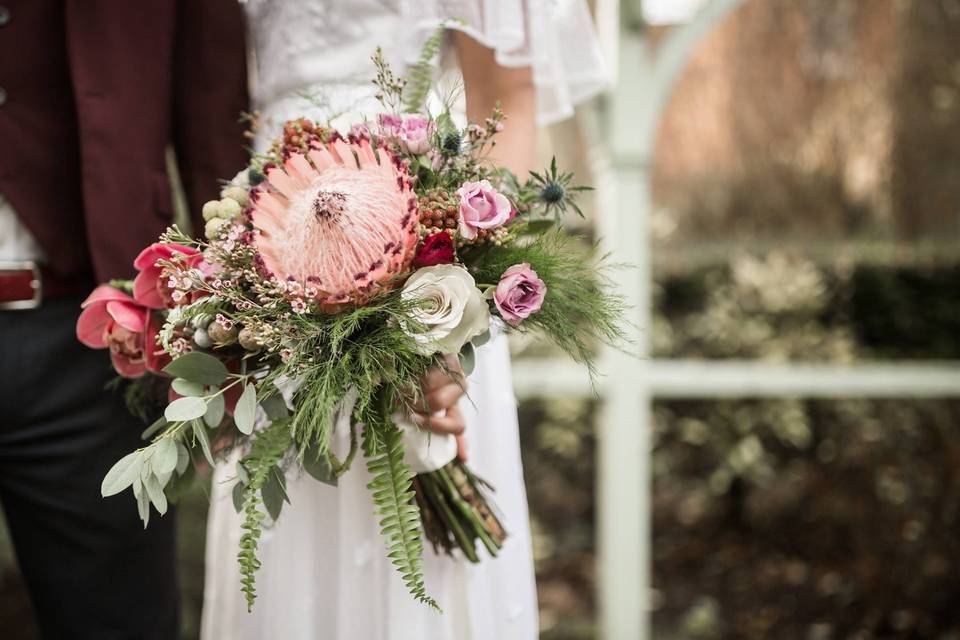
left=201, top=2, right=607, bottom=639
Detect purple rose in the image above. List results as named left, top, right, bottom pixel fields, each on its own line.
left=457, top=180, right=513, bottom=240
left=377, top=114, right=433, bottom=155
left=494, top=263, right=547, bottom=326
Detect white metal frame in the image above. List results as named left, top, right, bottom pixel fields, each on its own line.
left=510, top=1, right=960, bottom=638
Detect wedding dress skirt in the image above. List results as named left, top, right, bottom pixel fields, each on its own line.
left=202, top=335, right=538, bottom=639
left=201, top=2, right=607, bottom=638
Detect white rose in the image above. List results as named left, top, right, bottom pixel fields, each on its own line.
left=401, top=265, right=490, bottom=355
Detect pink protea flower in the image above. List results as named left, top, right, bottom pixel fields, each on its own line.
left=133, top=243, right=202, bottom=309
left=76, top=285, right=167, bottom=378
left=248, top=134, right=419, bottom=309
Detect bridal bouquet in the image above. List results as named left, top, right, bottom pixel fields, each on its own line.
left=79, top=44, right=623, bottom=611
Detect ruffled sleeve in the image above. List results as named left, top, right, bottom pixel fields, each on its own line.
left=400, top=0, right=610, bottom=125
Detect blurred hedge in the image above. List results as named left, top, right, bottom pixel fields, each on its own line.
left=526, top=252, right=960, bottom=639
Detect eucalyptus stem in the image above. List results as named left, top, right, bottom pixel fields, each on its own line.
left=419, top=472, right=479, bottom=562
left=435, top=466, right=502, bottom=556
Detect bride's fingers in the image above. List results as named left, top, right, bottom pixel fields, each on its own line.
left=456, top=434, right=468, bottom=462
left=424, top=382, right=466, bottom=413
left=421, top=355, right=465, bottom=391
left=410, top=405, right=466, bottom=436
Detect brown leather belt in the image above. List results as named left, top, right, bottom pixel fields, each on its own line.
left=0, top=261, right=92, bottom=310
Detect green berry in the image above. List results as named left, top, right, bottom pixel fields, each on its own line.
left=204, top=217, right=228, bottom=240
left=219, top=198, right=242, bottom=219
left=201, top=200, right=222, bottom=221
left=222, top=186, right=249, bottom=207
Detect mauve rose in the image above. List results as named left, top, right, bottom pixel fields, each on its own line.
left=399, top=116, right=432, bottom=155
left=457, top=179, right=513, bottom=240
left=133, top=242, right=202, bottom=309
left=76, top=285, right=167, bottom=378
left=378, top=113, right=403, bottom=135
left=413, top=231, right=456, bottom=267
left=494, top=263, right=547, bottom=326
left=378, top=114, right=433, bottom=155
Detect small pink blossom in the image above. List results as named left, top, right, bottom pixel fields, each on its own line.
left=493, top=263, right=547, bottom=326
left=457, top=180, right=513, bottom=240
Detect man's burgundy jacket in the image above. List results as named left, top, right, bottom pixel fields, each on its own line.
left=0, top=0, right=249, bottom=282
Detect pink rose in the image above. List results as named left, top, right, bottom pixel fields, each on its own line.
left=493, top=263, right=547, bottom=326
left=76, top=285, right=167, bottom=378
left=133, top=242, right=201, bottom=309
left=398, top=116, right=433, bottom=155
left=378, top=114, right=433, bottom=155
left=378, top=113, right=403, bottom=135
left=457, top=180, right=513, bottom=240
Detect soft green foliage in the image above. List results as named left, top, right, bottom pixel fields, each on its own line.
left=163, top=351, right=229, bottom=386
left=261, top=294, right=435, bottom=458
left=402, top=22, right=448, bottom=114
left=234, top=383, right=258, bottom=435
left=465, top=231, right=628, bottom=372
left=358, top=398, right=438, bottom=610
left=237, top=418, right=293, bottom=611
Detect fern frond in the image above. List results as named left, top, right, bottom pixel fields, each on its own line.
left=362, top=407, right=438, bottom=610
left=237, top=419, right=293, bottom=611
left=402, top=22, right=448, bottom=114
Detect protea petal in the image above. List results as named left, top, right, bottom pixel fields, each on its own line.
left=249, top=138, right=419, bottom=307
left=284, top=152, right=316, bottom=187
left=265, top=164, right=299, bottom=198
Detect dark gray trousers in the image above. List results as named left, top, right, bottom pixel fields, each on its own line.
left=0, top=295, right=178, bottom=639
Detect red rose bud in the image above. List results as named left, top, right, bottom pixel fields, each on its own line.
left=413, top=231, right=456, bottom=267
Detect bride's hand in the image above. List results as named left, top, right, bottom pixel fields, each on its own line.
left=409, top=354, right=467, bottom=437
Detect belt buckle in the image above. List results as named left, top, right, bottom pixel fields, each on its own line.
left=0, top=260, right=43, bottom=310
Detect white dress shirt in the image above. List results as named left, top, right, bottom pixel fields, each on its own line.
left=0, top=194, right=45, bottom=262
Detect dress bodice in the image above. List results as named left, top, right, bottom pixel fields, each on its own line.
left=244, top=0, right=610, bottom=141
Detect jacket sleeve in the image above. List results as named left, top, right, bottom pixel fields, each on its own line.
left=172, top=0, right=250, bottom=237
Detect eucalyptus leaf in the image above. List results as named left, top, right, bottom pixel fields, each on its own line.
left=235, top=461, right=249, bottom=485
left=143, top=473, right=168, bottom=515
left=141, top=416, right=168, bottom=440
left=260, top=394, right=289, bottom=421
left=171, top=378, right=205, bottom=397
left=192, top=419, right=215, bottom=466
left=471, top=329, right=491, bottom=348
left=302, top=449, right=337, bottom=487
left=175, top=441, right=190, bottom=475
left=459, top=341, right=476, bottom=376
left=101, top=451, right=143, bottom=497
left=204, top=392, right=226, bottom=428
left=135, top=484, right=150, bottom=528
left=232, top=481, right=245, bottom=513
left=165, top=396, right=207, bottom=422
left=155, top=468, right=173, bottom=489
left=151, top=438, right=178, bottom=476
left=163, top=351, right=229, bottom=385
left=261, top=467, right=286, bottom=521
left=234, top=383, right=258, bottom=435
